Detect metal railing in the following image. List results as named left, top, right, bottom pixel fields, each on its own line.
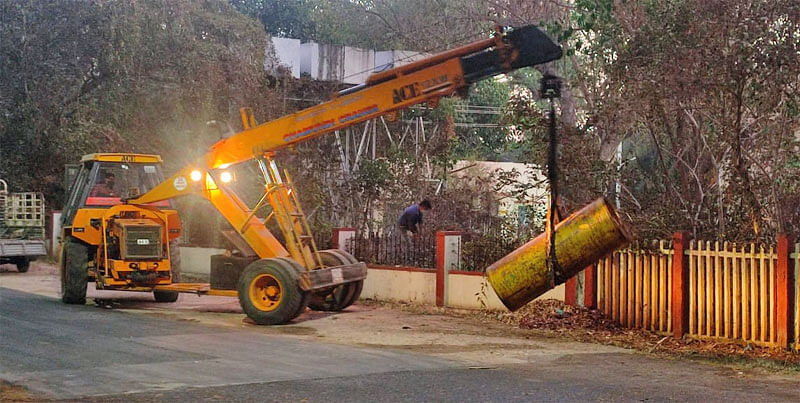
left=349, top=231, right=436, bottom=269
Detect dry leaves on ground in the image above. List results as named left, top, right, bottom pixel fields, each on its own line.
left=504, top=299, right=800, bottom=369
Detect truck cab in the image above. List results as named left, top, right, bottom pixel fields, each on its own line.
left=60, top=153, right=182, bottom=304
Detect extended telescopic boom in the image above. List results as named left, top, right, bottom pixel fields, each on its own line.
left=131, top=25, right=561, bottom=206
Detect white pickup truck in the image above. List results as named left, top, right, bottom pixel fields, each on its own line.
left=0, top=179, right=47, bottom=272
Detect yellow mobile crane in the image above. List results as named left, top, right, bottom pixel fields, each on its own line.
left=59, top=25, right=562, bottom=324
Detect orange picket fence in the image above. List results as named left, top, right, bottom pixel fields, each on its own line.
left=574, top=234, right=799, bottom=349
left=686, top=241, right=776, bottom=345
left=596, top=241, right=673, bottom=334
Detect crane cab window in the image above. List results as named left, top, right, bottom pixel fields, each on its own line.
left=85, top=162, right=168, bottom=207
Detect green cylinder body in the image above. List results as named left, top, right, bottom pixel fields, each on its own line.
left=486, top=197, right=632, bottom=311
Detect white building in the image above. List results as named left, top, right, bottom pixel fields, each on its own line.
left=268, top=37, right=429, bottom=85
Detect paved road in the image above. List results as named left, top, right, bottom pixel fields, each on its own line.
left=2, top=287, right=799, bottom=401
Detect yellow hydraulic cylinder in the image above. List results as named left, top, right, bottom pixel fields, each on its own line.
left=486, top=197, right=632, bottom=311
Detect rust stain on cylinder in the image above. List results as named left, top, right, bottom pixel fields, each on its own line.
left=486, top=197, right=632, bottom=311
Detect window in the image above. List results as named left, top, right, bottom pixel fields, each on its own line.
left=85, top=162, right=169, bottom=207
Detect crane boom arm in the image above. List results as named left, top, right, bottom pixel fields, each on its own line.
left=204, top=25, right=561, bottom=169
left=130, top=25, right=561, bottom=206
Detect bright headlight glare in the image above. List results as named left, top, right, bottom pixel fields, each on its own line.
left=190, top=170, right=202, bottom=181
left=220, top=171, right=232, bottom=183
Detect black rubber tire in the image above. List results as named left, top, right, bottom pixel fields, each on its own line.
left=308, top=249, right=364, bottom=312
left=342, top=277, right=364, bottom=308
left=153, top=241, right=181, bottom=303
left=334, top=250, right=364, bottom=309
left=334, top=249, right=364, bottom=308
left=15, top=257, right=30, bottom=273
left=61, top=236, right=88, bottom=304
left=274, top=257, right=311, bottom=320
left=237, top=258, right=305, bottom=325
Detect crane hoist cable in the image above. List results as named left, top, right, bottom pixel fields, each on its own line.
left=541, top=74, right=562, bottom=288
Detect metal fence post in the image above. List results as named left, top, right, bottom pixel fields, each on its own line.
left=671, top=231, right=691, bottom=339
left=776, top=234, right=794, bottom=349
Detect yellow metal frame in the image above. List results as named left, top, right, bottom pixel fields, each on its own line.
left=68, top=204, right=178, bottom=289
left=81, top=153, right=162, bottom=163
left=151, top=282, right=238, bottom=297
left=257, top=156, right=323, bottom=269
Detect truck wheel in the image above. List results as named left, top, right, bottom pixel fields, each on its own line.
left=61, top=236, right=88, bottom=304
left=237, top=258, right=307, bottom=325
left=14, top=257, right=30, bottom=273
left=308, top=249, right=364, bottom=312
left=153, top=241, right=181, bottom=303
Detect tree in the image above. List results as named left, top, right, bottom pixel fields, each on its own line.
left=564, top=0, right=800, bottom=240
left=230, top=0, right=319, bottom=41
left=0, top=0, right=280, bottom=207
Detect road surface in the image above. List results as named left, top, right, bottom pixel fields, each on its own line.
left=1, top=264, right=799, bottom=401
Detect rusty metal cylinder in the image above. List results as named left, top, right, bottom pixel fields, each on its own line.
left=486, top=197, right=632, bottom=311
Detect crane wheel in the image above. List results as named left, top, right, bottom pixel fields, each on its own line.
left=237, top=258, right=307, bottom=325
left=327, top=249, right=363, bottom=309
left=61, top=236, right=88, bottom=305
left=273, top=257, right=311, bottom=320
left=153, top=241, right=181, bottom=303
left=308, top=249, right=364, bottom=312
left=14, top=257, right=30, bottom=273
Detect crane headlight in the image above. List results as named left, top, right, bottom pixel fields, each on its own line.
left=220, top=171, right=232, bottom=183
left=190, top=170, right=202, bottom=181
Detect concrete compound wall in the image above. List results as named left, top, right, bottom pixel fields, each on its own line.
left=360, top=266, right=437, bottom=305
left=446, top=271, right=564, bottom=310
left=49, top=211, right=62, bottom=257
left=346, top=229, right=566, bottom=311
left=362, top=265, right=564, bottom=311
left=269, top=37, right=302, bottom=77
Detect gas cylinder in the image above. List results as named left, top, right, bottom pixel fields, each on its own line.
left=486, top=197, right=632, bottom=311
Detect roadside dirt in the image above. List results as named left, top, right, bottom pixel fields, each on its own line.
left=0, top=381, right=36, bottom=402
left=504, top=299, right=800, bottom=371
left=370, top=296, right=800, bottom=373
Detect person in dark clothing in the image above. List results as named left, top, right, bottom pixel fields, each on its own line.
left=398, top=199, right=432, bottom=236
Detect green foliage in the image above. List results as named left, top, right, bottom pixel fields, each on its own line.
left=354, top=159, right=393, bottom=196
left=230, top=0, right=319, bottom=41
left=566, top=0, right=800, bottom=240
left=4, top=0, right=797, bottom=248
left=459, top=215, right=528, bottom=272
left=0, top=0, right=278, bottom=206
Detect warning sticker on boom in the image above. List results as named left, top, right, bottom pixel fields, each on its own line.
left=173, top=176, right=188, bottom=191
